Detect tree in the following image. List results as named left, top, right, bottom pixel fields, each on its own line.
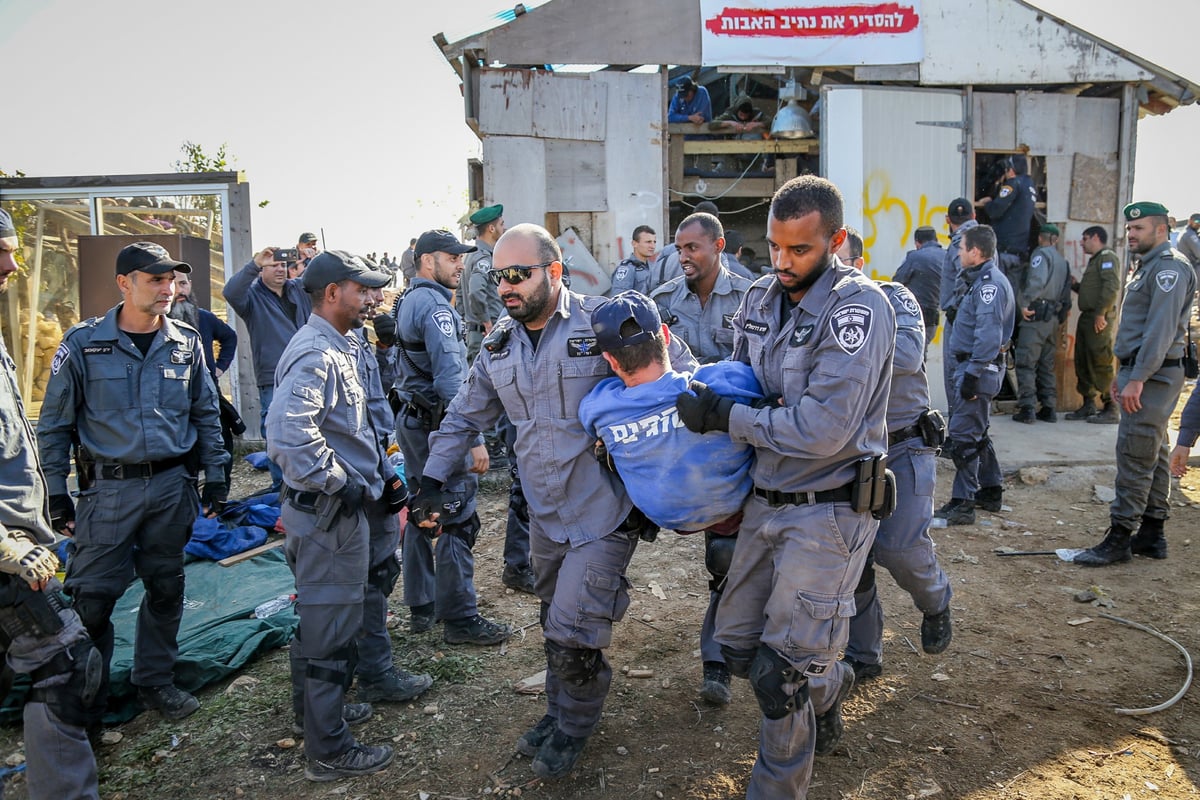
left=172, top=141, right=269, bottom=208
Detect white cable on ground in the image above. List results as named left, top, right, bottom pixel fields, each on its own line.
left=1098, top=612, right=1193, bottom=715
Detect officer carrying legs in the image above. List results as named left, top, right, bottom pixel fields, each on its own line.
left=38, top=242, right=229, bottom=721
left=0, top=208, right=103, bottom=800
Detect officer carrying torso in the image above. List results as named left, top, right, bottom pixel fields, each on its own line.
left=1075, top=201, right=1197, bottom=567
left=394, top=231, right=509, bottom=646
left=649, top=213, right=751, bottom=363
left=1012, top=225, right=1070, bottom=422
left=0, top=209, right=102, bottom=800
left=463, top=204, right=507, bottom=362
left=38, top=242, right=228, bottom=723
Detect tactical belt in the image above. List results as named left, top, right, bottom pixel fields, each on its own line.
left=753, top=483, right=854, bottom=507
left=999, top=247, right=1028, bottom=258
left=1119, top=356, right=1181, bottom=370
left=887, top=424, right=923, bottom=447
left=280, top=486, right=321, bottom=509
left=955, top=352, right=1005, bottom=365
left=96, top=454, right=187, bottom=480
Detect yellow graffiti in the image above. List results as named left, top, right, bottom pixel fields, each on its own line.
left=861, top=170, right=949, bottom=277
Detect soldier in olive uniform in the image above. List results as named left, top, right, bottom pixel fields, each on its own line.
left=1075, top=202, right=1196, bottom=566
left=1066, top=226, right=1121, bottom=422
left=1012, top=224, right=1070, bottom=423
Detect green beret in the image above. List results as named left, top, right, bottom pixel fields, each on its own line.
left=1039, top=223, right=1060, bottom=236
left=1123, top=201, right=1169, bottom=221
left=469, top=204, right=504, bottom=226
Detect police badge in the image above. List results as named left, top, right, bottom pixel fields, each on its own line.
left=830, top=304, right=872, bottom=355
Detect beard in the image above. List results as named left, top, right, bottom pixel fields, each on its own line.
left=504, top=272, right=552, bottom=324
left=167, top=296, right=200, bottom=328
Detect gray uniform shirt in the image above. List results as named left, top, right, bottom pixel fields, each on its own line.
left=394, top=279, right=469, bottom=406
left=1113, top=240, right=1197, bottom=382
left=0, top=331, right=54, bottom=545
left=267, top=314, right=386, bottom=498
left=608, top=258, right=652, bottom=296
left=650, top=266, right=752, bottom=362
left=880, top=282, right=930, bottom=430
left=463, top=240, right=503, bottom=330
left=940, top=220, right=976, bottom=313
left=1020, top=244, right=1069, bottom=311
left=727, top=264, right=895, bottom=492
left=424, top=289, right=697, bottom=546
left=947, top=262, right=1016, bottom=375
left=1176, top=227, right=1200, bottom=268
left=38, top=306, right=227, bottom=496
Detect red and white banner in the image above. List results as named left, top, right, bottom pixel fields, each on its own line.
left=700, top=0, right=923, bottom=67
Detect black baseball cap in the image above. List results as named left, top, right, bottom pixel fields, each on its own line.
left=116, top=242, right=191, bottom=276
left=592, top=291, right=662, bottom=352
left=414, top=229, right=476, bottom=260
left=947, top=198, right=973, bottom=224
left=302, top=250, right=391, bottom=291
left=298, top=232, right=319, bottom=244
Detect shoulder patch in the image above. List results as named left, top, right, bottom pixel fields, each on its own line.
left=892, top=287, right=921, bottom=318
left=1156, top=269, right=1180, bottom=293
left=567, top=337, right=599, bottom=357
left=1031, top=254, right=1044, bottom=269
left=476, top=258, right=491, bottom=273
left=999, top=185, right=1013, bottom=198
left=979, top=284, right=998, bottom=305
left=50, top=342, right=70, bottom=375
left=1100, top=260, right=1114, bottom=270
left=432, top=308, right=456, bottom=337
left=829, top=303, right=873, bottom=355
left=613, top=266, right=629, bottom=282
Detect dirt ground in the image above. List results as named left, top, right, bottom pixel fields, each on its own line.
left=3, top=419, right=1200, bottom=799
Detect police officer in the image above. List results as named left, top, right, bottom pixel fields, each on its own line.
left=893, top=226, right=944, bottom=350
left=414, top=224, right=695, bottom=781
left=463, top=204, right=506, bottom=362
left=267, top=251, right=398, bottom=781
left=1074, top=201, right=1196, bottom=566
left=1013, top=224, right=1070, bottom=423
left=394, top=230, right=509, bottom=646
left=608, top=225, right=657, bottom=297
left=0, top=209, right=102, bottom=800
left=836, top=229, right=953, bottom=681
left=650, top=212, right=751, bottom=363
left=940, top=198, right=977, bottom=412
left=978, top=155, right=1037, bottom=281
left=38, top=242, right=228, bottom=721
left=1066, top=226, right=1121, bottom=422
left=935, top=226, right=1016, bottom=526
left=677, top=177, right=895, bottom=799
left=1177, top=213, right=1200, bottom=291
left=650, top=200, right=720, bottom=289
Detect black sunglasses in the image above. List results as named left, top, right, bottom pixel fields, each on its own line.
left=488, top=261, right=554, bottom=287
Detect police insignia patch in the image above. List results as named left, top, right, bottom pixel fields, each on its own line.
left=1031, top=255, right=1044, bottom=269
left=169, top=348, right=194, bottom=365
left=830, top=304, right=872, bottom=355
left=613, top=267, right=629, bottom=281
left=979, top=285, right=997, bottom=305
left=722, top=313, right=734, bottom=329
left=567, top=337, right=598, bottom=357
left=432, top=309, right=456, bottom=338
left=791, top=324, right=814, bottom=346
left=999, top=185, right=1012, bottom=198
left=1156, top=270, right=1180, bottom=293
left=50, top=342, right=69, bottom=375
left=898, top=292, right=920, bottom=318
left=477, top=258, right=491, bottom=272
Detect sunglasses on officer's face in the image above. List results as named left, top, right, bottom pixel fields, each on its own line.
left=488, top=261, right=554, bottom=287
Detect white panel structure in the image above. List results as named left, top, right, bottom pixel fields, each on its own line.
left=483, top=137, right=547, bottom=228
left=919, top=0, right=1154, bottom=86
left=823, top=86, right=964, bottom=279
left=972, top=92, right=1016, bottom=151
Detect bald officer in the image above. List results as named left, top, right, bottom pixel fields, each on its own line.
left=463, top=204, right=506, bottom=362
left=1075, top=202, right=1195, bottom=566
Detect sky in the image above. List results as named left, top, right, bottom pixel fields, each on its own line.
left=1, top=0, right=1198, bottom=255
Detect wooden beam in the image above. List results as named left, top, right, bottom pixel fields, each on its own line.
left=676, top=177, right=777, bottom=198
left=682, top=139, right=818, bottom=155
left=218, top=537, right=284, bottom=567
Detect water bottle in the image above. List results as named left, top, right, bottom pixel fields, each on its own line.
left=389, top=451, right=406, bottom=484
left=253, top=593, right=296, bottom=619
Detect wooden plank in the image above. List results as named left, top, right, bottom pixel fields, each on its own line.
left=1016, top=91, right=1075, bottom=155
left=682, top=139, right=818, bottom=155
left=219, top=537, right=284, bottom=567
left=1068, top=152, right=1119, bottom=223
left=678, top=176, right=777, bottom=198
left=545, top=140, right=608, bottom=211
left=533, top=73, right=607, bottom=142
left=478, top=69, right=536, bottom=137
left=972, top=92, right=1015, bottom=152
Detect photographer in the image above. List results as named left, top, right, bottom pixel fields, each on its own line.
left=291, top=232, right=321, bottom=279
left=222, top=246, right=313, bottom=490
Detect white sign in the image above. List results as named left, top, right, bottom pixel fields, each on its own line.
left=700, top=0, right=924, bottom=67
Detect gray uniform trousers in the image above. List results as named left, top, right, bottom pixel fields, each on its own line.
left=1111, top=365, right=1186, bottom=527
left=532, top=524, right=638, bottom=740
left=948, top=365, right=1003, bottom=501
left=846, top=437, right=951, bottom=667
left=66, top=466, right=197, bottom=690
left=360, top=498, right=401, bottom=679
left=1015, top=318, right=1058, bottom=409
left=941, top=320, right=957, bottom=416
left=715, top=497, right=877, bottom=800
left=8, top=586, right=99, bottom=800
left=396, top=409, right=480, bottom=621
left=283, top=500, right=368, bottom=761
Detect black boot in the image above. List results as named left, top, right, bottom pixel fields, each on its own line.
left=921, top=608, right=953, bottom=654
left=1012, top=407, right=1036, bottom=424
left=814, top=665, right=855, bottom=756
left=1087, top=402, right=1119, bottom=424
left=1130, top=516, right=1167, bottom=559
left=1065, top=399, right=1097, bottom=420
left=975, top=486, right=1003, bottom=513
left=532, top=726, right=589, bottom=779
left=943, top=499, right=976, bottom=526
left=935, top=498, right=968, bottom=517
left=1036, top=406, right=1057, bottom=423
left=1073, top=524, right=1133, bottom=566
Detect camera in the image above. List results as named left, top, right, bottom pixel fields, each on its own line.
left=273, top=248, right=300, bottom=263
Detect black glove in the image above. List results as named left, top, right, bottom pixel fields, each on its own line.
left=409, top=475, right=445, bottom=536
left=593, top=439, right=617, bottom=474
left=48, top=494, right=75, bottom=535
left=383, top=474, right=408, bottom=514
left=372, top=314, right=397, bottom=347
left=676, top=381, right=734, bottom=434
left=960, top=372, right=979, bottom=400
left=336, top=480, right=366, bottom=509
left=200, top=480, right=228, bottom=515
left=752, top=393, right=783, bottom=410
